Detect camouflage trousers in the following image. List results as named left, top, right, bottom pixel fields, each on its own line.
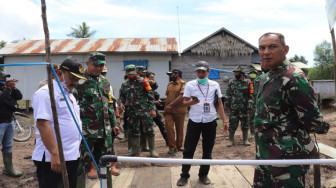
left=253, top=164, right=309, bottom=188
left=79, top=137, right=113, bottom=174
left=128, top=110, right=155, bottom=137
left=247, top=109, right=255, bottom=133
left=228, top=109, right=248, bottom=133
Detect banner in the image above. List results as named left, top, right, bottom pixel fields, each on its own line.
left=326, top=0, right=336, bottom=30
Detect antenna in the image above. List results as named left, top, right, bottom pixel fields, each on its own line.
left=177, top=6, right=181, bottom=56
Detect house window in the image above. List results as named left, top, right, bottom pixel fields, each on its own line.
left=209, top=70, right=220, bottom=79
left=123, top=60, right=148, bottom=70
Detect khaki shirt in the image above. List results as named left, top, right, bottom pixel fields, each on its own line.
left=165, top=79, right=188, bottom=113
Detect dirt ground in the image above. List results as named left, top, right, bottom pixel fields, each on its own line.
left=1, top=109, right=336, bottom=188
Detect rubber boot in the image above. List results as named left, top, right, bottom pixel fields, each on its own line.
left=76, top=173, right=86, bottom=188
left=87, top=161, right=98, bottom=179
left=140, top=134, right=149, bottom=152
left=2, top=152, right=22, bottom=177
left=250, top=125, right=255, bottom=139
left=227, top=132, right=234, bottom=147
left=128, top=137, right=140, bottom=156
left=109, top=162, right=120, bottom=176
left=127, top=134, right=132, bottom=154
left=243, top=130, right=251, bottom=146
left=148, top=136, right=159, bottom=158
left=120, top=129, right=128, bottom=143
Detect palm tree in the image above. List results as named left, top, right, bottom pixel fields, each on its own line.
left=0, top=40, right=6, bottom=49
left=67, top=22, right=97, bottom=38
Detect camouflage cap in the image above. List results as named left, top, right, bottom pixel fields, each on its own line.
left=248, top=68, right=258, bottom=74
left=233, top=65, right=245, bottom=73
left=125, top=64, right=136, bottom=75
left=60, top=59, right=86, bottom=80
left=136, top=66, right=147, bottom=73
left=89, top=52, right=106, bottom=65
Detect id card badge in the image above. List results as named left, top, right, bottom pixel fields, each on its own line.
left=203, top=103, right=210, bottom=113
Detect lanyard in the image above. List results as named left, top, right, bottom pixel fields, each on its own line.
left=197, top=83, right=209, bottom=102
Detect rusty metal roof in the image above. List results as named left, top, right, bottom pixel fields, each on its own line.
left=0, top=38, right=178, bottom=55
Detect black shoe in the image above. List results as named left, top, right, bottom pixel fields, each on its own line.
left=177, top=148, right=184, bottom=152
left=177, top=177, right=188, bottom=186
left=167, top=149, right=176, bottom=155
left=199, top=176, right=211, bottom=185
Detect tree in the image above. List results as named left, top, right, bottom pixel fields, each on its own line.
left=66, top=22, right=96, bottom=38
left=0, top=40, right=6, bottom=49
left=307, top=40, right=335, bottom=80
left=289, top=54, right=308, bottom=64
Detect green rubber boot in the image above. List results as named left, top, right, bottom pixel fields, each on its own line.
left=76, top=173, right=86, bottom=188
left=227, top=132, right=234, bottom=147
left=148, top=136, right=159, bottom=158
left=128, top=137, right=140, bottom=156
left=2, top=152, right=22, bottom=177
left=140, top=134, right=149, bottom=152
left=243, top=130, right=251, bottom=146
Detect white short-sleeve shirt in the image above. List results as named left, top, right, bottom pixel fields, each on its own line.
left=183, top=79, right=222, bottom=123
left=32, top=80, right=82, bottom=162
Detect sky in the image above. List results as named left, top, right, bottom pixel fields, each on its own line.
left=0, top=0, right=332, bottom=67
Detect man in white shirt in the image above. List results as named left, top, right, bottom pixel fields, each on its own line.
left=176, top=61, right=228, bottom=186
left=32, top=59, right=86, bottom=188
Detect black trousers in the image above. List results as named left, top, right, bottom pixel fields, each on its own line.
left=34, top=153, right=79, bottom=188
left=180, top=119, right=217, bottom=178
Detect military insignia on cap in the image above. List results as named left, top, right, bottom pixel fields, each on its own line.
left=79, top=65, right=84, bottom=74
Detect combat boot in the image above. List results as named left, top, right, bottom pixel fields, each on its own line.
left=128, top=137, right=140, bottom=156
left=227, top=132, right=234, bottom=147
left=148, top=136, right=159, bottom=158
left=243, top=130, right=251, bottom=146
left=2, top=152, right=22, bottom=177
left=140, top=134, right=149, bottom=152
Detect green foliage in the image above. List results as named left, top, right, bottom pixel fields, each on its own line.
left=289, top=54, right=308, bottom=64
left=307, top=40, right=335, bottom=80
left=66, top=22, right=97, bottom=38
left=0, top=40, right=6, bottom=49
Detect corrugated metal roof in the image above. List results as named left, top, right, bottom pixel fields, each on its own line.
left=0, top=38, right=178, bottom=55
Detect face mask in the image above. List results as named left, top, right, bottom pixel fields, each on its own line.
left=61, top=73, right=71, bottom=93
left=249, top=73, right=257, bottom=79
left=170, top=76, right=177, bottom=82
left=235, top=74, right=242, bottom=80
left=197, top=77, right=208, bottom=85
left=262, top=68, right=270, bottom=74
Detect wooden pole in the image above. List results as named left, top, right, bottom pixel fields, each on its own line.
left=41, top=1, right=69, bottom=188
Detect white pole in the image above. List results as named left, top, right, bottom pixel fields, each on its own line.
left=100, top=167, right=107, bottom=188
left=116, top=156, right=336, bottom=166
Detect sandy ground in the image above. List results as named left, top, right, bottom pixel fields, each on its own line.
left=1, top=110, right=336, bottom=188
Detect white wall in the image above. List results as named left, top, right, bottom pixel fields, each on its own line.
left=4, top=53, right=171, bottom=100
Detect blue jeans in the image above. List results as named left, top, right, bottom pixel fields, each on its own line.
left=0, top=121, right=15, bottom=153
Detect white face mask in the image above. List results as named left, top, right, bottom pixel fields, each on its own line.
left=61, top=73, right=71, bottom=93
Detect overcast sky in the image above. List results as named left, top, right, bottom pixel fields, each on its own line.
left=0, top=0, right=332, bottom=67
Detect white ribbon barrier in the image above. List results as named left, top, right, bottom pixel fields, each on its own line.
left=116, top=156, right=336, bottom=166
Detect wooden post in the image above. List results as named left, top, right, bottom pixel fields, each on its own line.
left=41, top=1, right=69, bottom=188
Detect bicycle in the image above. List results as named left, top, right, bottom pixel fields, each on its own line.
left=13, top=112, right=33, bottom=142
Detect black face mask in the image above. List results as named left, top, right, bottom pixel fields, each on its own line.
left=170, top=76, right=177, bottom=82
left=262, top=68, right=270, bottom=74
left=235, top=74, right=242, bottom=80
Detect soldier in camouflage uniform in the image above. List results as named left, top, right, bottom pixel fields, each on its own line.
left=224, top=65, right=253, bottom=147
left=74, top=52, right=120, bottom=179
left=119, top=65, right=158, bottom=157
left=253, top=32, right=329, bottom=187
left=247, top=68, right=259, bottom=139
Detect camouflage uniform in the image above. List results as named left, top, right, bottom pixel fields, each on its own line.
left=253, top=59, right=329, bottom=187
left=225, top=66, right=253, bottom=146
left=247, top=68, right=259, bottom=138
left=74, top=70, right=117, bottom=173
left=119, top=75, right=156, bottom=137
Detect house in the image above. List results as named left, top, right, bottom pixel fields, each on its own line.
left=171, top=27, right=260, bottom=94
left=0, top=38, right=178, bottom=100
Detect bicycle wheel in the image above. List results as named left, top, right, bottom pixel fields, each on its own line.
left=14, top=120, right=32, bottom=142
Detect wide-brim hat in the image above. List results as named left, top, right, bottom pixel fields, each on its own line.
left=60, top=59, right=86, bottom=80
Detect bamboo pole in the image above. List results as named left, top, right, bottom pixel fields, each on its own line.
left=41, top=1, right=69, bottom=187
left=330, top=28, right=336, bottom=97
